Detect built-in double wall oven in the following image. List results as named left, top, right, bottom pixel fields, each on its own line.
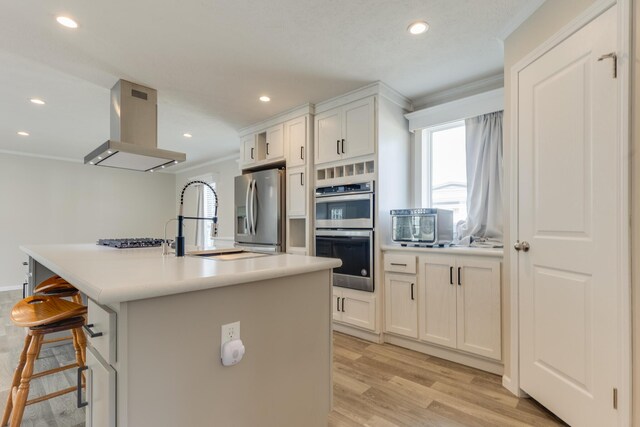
left=315, top=181, right=374, bottom=292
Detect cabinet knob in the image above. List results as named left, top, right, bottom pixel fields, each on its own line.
left=514, top=241, right=530, bottom=252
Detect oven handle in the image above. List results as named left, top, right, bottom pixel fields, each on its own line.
left=314, top=193, right=373, bottom=203
left=315, top=229, right=372, bottom=238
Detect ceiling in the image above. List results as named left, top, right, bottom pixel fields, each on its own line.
left=0, top=0, right=543, bottom=172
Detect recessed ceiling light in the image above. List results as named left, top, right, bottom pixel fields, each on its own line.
left=30, top=98, right=46, bottom=105
left=107, top=150, right=113, bottom=154
left=407, top=21, right=429, bottom=35
left=56, top=16, right=78, bottom=29
left=259, top=96, right=271, bottom=102
left=89, top=161, right=95, bottom=165
left=17, top=131, right=29, bottom=136
left=149, top=169, right=154, bottom=173
left=183, top=133, right=192, bottom=138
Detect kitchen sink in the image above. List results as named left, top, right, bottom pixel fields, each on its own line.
left=188, top=248, right=271, bottom=261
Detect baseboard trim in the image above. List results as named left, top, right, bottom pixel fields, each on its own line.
left=384, top=334, right=504, bottom=375
left=333, top=323, right=383, bottom=343
left=502, top=375, right=528, bottom=397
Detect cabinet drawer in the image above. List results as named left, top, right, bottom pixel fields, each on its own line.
left=384, top=254, right=416, bottom=274
left=87, top=299, right=117, bottom=365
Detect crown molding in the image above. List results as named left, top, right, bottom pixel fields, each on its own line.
left=314, top=81, right=413, bottom=114
left=412, top=74, right=504, bottom=110
left=172, top=153, right=240, bottom=174
left=239, top=103, right=314, bottom=136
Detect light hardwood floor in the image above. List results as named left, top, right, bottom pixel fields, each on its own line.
left=329, top=332, right=566, bottom=427
left=0, top=290, right=563, bottom=426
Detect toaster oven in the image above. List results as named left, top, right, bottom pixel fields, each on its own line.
left=390, top=208, right=454, bottom=246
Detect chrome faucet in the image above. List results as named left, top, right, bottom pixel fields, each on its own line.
left=176, top=180, right=218, bottom=257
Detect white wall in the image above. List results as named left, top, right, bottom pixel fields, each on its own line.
left=174, top=156, right=240, bottom=244
left=0, top=153, right=176, bottom=287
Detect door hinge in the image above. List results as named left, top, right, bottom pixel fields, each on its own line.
left=598, top=52, right=617, bottom=78
left=613, top=388, right=618, bottom=410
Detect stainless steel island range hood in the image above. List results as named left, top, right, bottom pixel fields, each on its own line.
left=84, top=79, right=186, bottom=172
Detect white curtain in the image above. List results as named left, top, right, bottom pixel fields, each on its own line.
left=456, top=110, right=503, bottom=246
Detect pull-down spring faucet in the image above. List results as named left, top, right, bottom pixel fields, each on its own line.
left=176, top=180, right=218, bottom=257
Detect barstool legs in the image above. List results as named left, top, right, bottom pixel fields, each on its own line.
left=7, top=334, right=43, bottom=427
left=71, top=328, right=86, bottom=367
left=1, top=335, right=31, bottom=426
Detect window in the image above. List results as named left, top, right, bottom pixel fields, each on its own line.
left=202, top=181, right=217, bottom=246
left=189, top=174, right=217, bottom=247
left=422, top=121, right=467, bottom=226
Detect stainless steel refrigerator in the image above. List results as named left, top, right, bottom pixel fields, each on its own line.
left=234, top=168, right=285, bottom=252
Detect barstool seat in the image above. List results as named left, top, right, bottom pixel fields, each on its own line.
left=11, top=295, right=86, bottom=327
left=1, top=295, right=87, bottom=427
left=33, top=275, right=82, bottom=304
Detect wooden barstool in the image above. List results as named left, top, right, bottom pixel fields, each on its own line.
left=1, top=295, right=87, bottom=427
left=34, top=275, right=83, bottom=305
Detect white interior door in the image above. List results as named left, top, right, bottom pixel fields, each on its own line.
left=518, top=6, right=619, bottom=426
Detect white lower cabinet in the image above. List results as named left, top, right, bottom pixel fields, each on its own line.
left=384, top=273, right=418, bottom=338
left=418, top=254, right=502, bottom=360
left=85, top=299, right=118, bottom=426
left=333, top=287, right=376, bottom=331
left=85, top=345, right=116, bottom=427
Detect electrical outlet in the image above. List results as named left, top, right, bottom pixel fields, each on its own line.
left=221, top=321, right=240, bottom=350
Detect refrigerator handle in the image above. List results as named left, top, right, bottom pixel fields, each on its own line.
left=251, top=179, right=258, bottom=235
left=246, top=180, right=252, bottom=234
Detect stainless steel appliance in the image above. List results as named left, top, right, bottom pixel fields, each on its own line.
left=97, top=238, right=165, bottom=248
left=315, top=181, right=374, bottom=229
left=85, top=80, right=186, bottom=172
left=390, top=208, right=454, bottom=246
left=315, top=229, right=373, bottom=292
left=315, top=181, right=375, bottom=292
left=234, top=168, right=285, bottom=252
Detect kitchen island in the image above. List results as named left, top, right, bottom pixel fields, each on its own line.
left=20, top=244, right=341, bottom=427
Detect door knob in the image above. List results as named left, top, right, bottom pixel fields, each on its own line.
left=514, top=241, right=530, bottom=252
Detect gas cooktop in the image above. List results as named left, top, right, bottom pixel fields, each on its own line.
left=97, top=238, right=165, bottom=249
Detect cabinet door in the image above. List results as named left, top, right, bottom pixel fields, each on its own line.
left=265, top=124, right=284, bottom=159
left=86, top=346, right=116, bottom=427
left=342, top=97, right=375, bottom=159
left=418, top=255, right=457, bottom=348
left=456, top=258, right=501, bottom=360
left=287, top=167, right=306, bottom=217
left=340, top=289, right=376, bottom=331
left=315, top=108, right=343, bottom=165
left=286, top=116, right=306, bottom=167
left=242, top=134, right=256, bottom=164
left=384, top=273, right=418, bottom=338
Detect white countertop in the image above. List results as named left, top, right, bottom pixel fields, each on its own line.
left=381, top=244, right=503, bottom=257
left=21, top=244, right=342, bottom=305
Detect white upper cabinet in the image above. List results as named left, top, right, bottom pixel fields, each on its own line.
left=241, top=134, right=256, bottom=165
left=315, top=108, right=343, bottom=164
left=315, top=96, right=375, bottom=165
left=287, top=167, right=306, bottom=217
left=342, top=97, right=375, bottom=159
left=265, top=124, right=284, bottom=160
left=286, top=116, right=307, bottom=167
